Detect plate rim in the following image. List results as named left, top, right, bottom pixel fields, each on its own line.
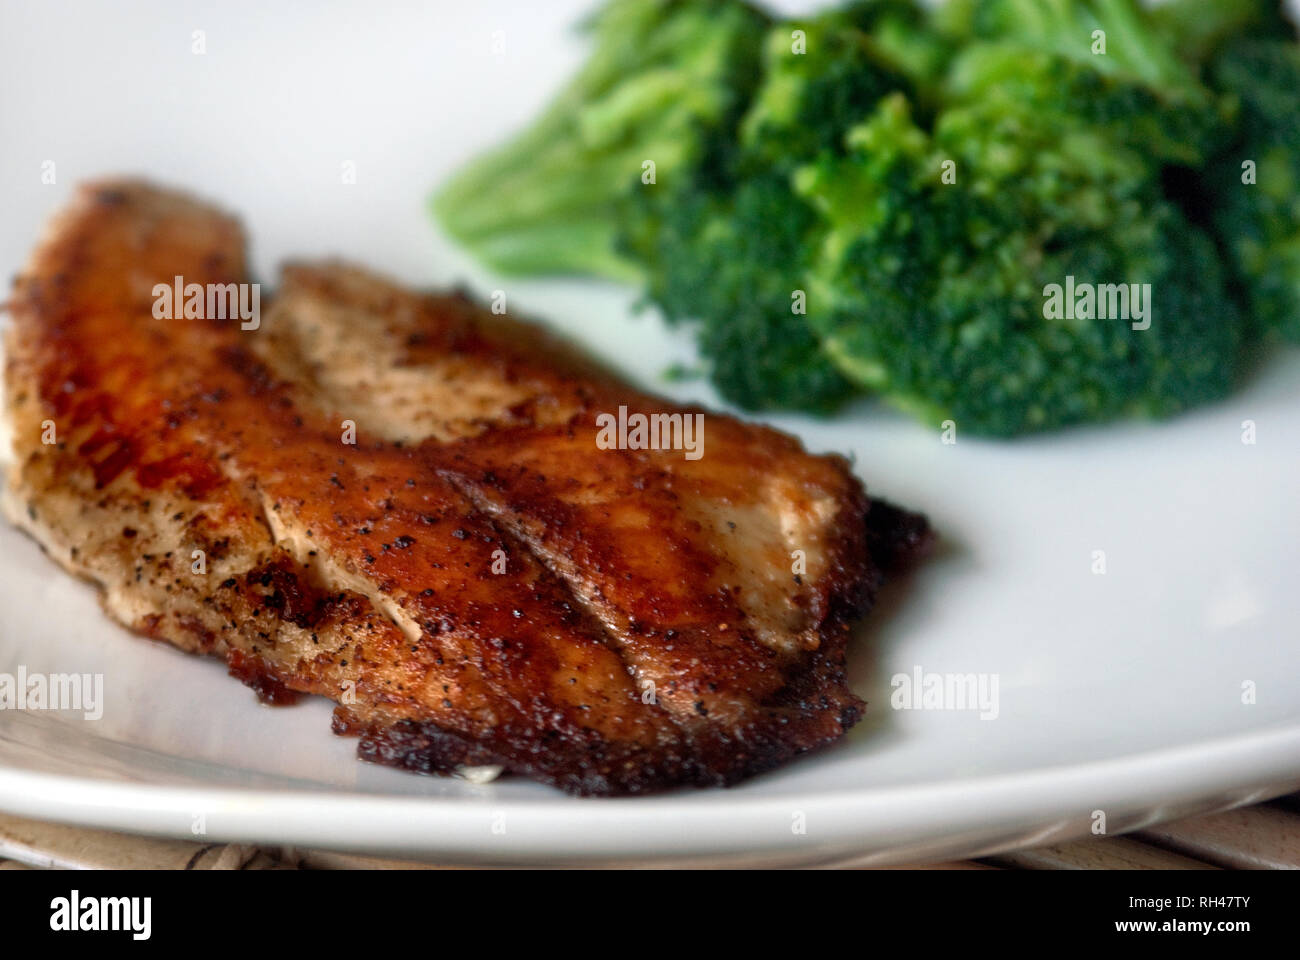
left=3, top=721, right=1297, bottom=866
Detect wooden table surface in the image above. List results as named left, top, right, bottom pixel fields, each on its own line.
left=2, top=794, right=1297, bottom=869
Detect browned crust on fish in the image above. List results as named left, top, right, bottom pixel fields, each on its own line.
left=2, top=180, right=930, bottom=794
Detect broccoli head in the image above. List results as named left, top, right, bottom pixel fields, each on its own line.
left=619, top=166, right=855, bottom=412
left=615, top=6, right=920, bottom=413
left=796, top=91, right=1244, bottom=435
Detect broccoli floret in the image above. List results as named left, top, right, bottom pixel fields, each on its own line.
left=432, top=0, right=769, bottom=280
left=620, top=166, right=856, bottom=412
left=786, top=0, right=1250, bottom=435
left=431, top=0, right=1294, bottom=434
left=1203, top=39, right=1300, bottom=342
left=937, top=0, right=1238, bottom=162
left=740, top=2, right=941, bottom=164
left=615, top=6, right=920, bottom=413
left=944, top=44, right=1232, bottom=167
left=743, top=30, right=890, bottom=167
left=797, top=91, right=1244, bottom=435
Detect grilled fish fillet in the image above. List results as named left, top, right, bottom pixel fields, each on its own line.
left=2, top=181, right=931, bottom=795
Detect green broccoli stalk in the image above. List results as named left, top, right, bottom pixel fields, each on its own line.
left=431, top=0, right=769, bottom=281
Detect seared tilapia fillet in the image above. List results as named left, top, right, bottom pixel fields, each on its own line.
left=2, top=181, right=930, bottom=795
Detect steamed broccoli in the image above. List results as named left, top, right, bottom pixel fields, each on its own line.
left=794, top=1, right=1250, bottom=433
left=618, top=167, right=856, bottom=412
left=796, top=91, right=1242, bottom=434
left=942, top=41, right=1231, bottom=167
left=615, top=5, right=920, bottom=412
left=433, top=0, right=769, bottom=281
left=431, top=0, right=1300, bottom=435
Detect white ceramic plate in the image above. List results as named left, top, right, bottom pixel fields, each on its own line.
left=1, top=0, right=1298, bottom=867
